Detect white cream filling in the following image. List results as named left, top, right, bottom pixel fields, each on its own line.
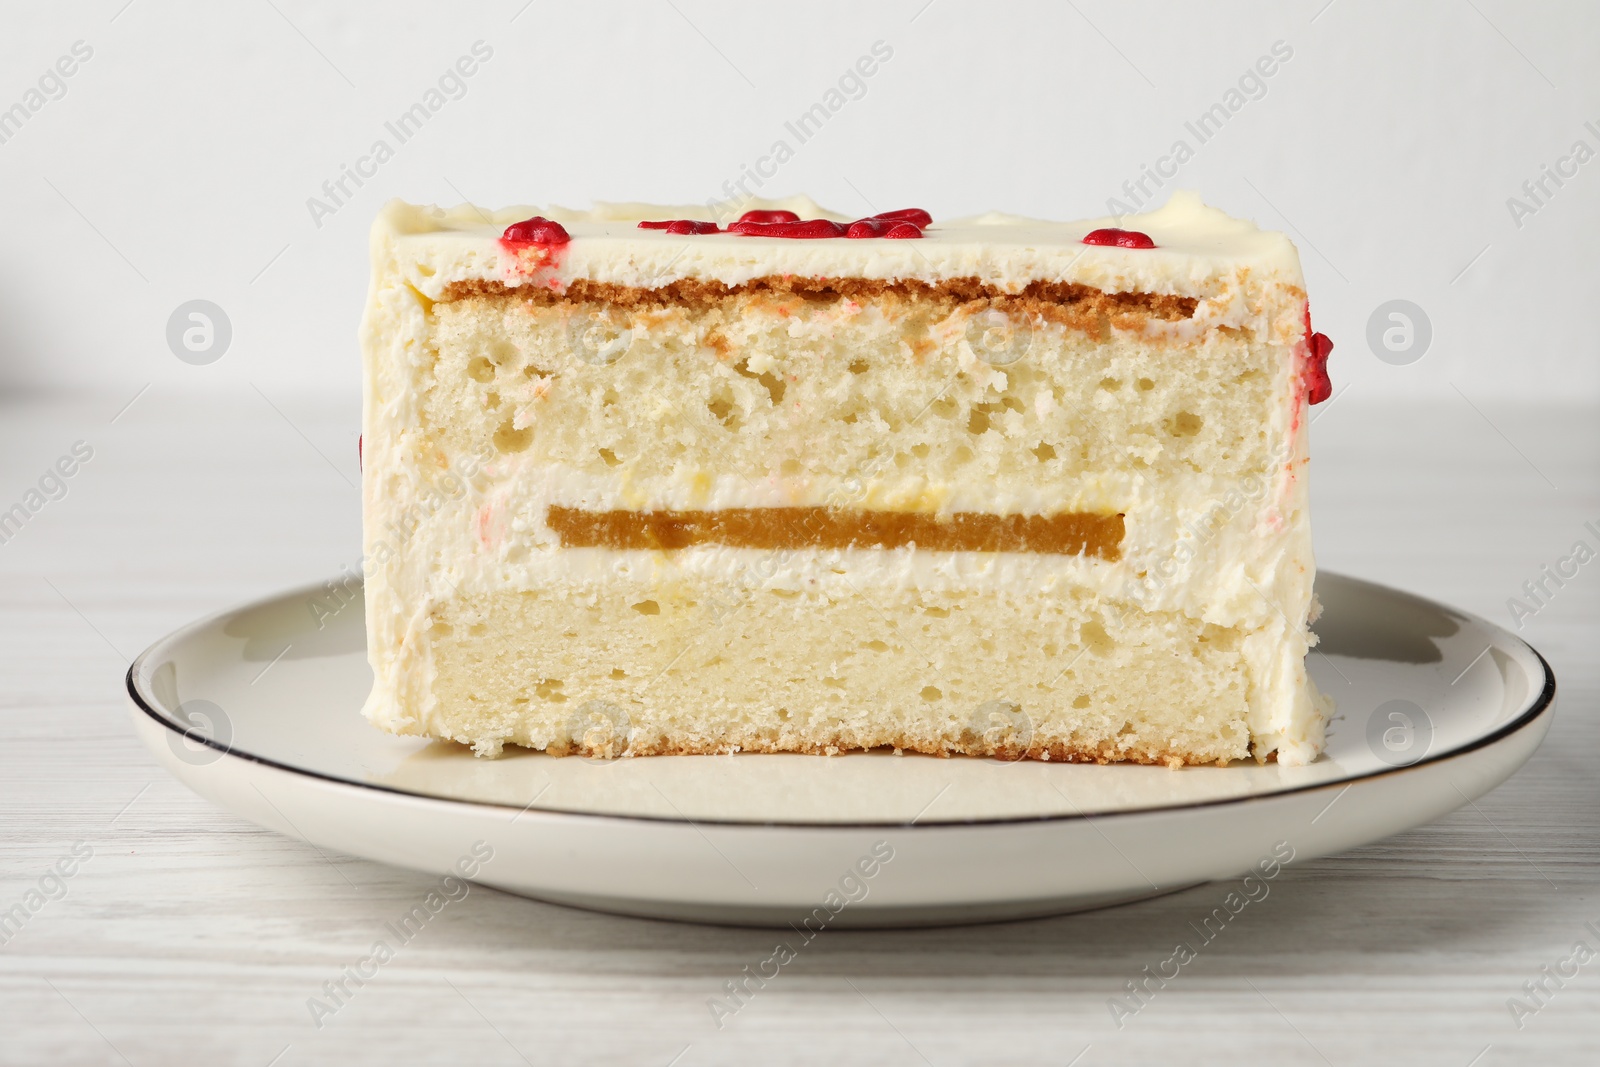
left=420, top=460, right=1301, bottom=627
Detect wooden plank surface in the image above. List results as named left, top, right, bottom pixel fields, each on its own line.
left=1, top=393, right=1595, bottom=1066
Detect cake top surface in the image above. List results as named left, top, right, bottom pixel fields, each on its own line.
left=375, top=192, right=1306, bottom=307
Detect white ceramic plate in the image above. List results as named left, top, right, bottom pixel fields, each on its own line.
left=127, top=573, right=1554, bottom=927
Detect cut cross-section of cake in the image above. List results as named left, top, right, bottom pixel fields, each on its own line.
left=359, top=192, right=1333, bottom=766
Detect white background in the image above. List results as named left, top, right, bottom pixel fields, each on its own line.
left=1, top=0, right=1597, bottom=404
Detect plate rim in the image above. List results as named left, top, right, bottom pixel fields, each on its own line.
left=126, top=571, right=1558, bottom=831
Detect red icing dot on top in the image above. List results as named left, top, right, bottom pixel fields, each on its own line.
left=738, top=209, right=802, bottom=224
left=635, top=208, right=933, bottom=240
left=1082, top=227, right=1155, bottom=249
left=729, top=219, right=849, bottom=239
left=847, top=216, right=927, bottom=239
left=871, top=208, right=933, bottom=228
left=502, top=217, right=570, bottom=244
left=846, top=218, right=893, bottom=238
left=637, top=220, right=721, bottom=233
left=1306, top=332, right=1334, bottom=405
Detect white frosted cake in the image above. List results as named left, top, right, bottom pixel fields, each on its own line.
left=358, top=192, right=1334, bottom=766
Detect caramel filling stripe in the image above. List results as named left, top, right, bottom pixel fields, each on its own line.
left=546, top=507, right=1124, bottom=559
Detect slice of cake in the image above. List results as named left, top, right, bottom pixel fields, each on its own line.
left=359, top=192, right=1334, bottom=766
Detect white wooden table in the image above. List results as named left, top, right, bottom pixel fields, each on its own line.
left=2, top=392, right=1595, bottom=1066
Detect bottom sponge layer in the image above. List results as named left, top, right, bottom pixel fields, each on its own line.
left=375, top=575, right=1286, bottom=767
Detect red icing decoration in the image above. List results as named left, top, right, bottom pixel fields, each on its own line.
left=729, top=219, right=849, bottom=239
left=846, top=218, right=893, bottom=238
left=1300, top=303, right=1334, bottom=406
left=502, top=216, right=570, bottom=245
left=1082, top=227, right=1156, bottom=249
left=637, top=220, right=721, bottom=233
left=847, top=216, right=926, bottom=239
left=870, top=208, right=932, bottom=228
left=738, top=209, right=801, bottom=224
left=1306, top=332, right=1334, bottom=405
left=357, top=434, right=362, bottom=472
left=629, top=208, right=934, bottom=240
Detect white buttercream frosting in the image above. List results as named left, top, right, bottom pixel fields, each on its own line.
left=376, top=191, right=1306, bottom=345
left=359, top=192, right=1325, bottom=764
